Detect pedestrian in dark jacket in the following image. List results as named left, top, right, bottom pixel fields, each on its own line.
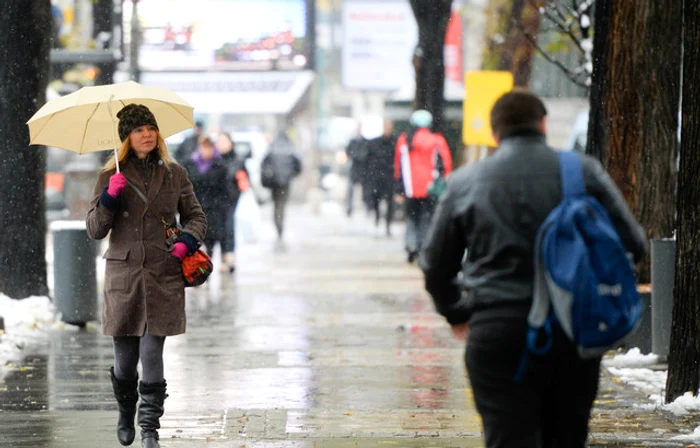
left=217, top=132, right=249, bottom=273
left=420, top=90, right=648, bottom=448
left=86, top=104, right=207, bottom=448
left=345, top=130, right=370, bottom=217
left=366, top=120, right=397, bottom=236
left=261, top=131, right=302, bottom=239
left=394, top=110, right=453, bottom=263
left=182, top=136, right=232, bottom=260
left=173, top=120, right=202, bottom=164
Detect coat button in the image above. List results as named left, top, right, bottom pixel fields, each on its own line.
left=123, top=211, right=129, bottom=218
left=158, top=160, right=164, bottom=166
left=144, top=240, right=148, bottom=245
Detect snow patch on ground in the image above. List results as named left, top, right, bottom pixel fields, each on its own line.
left=663, top=392, right=700, bottom=416
left=672, top=424, right=700, bottom=441
left=0, top=295, right=56, bottom=380
left=603, top=348, right=660, bottom=367
left=607, top=348, right=700, bottom=430
left=607, top=366, right=667, bottom=397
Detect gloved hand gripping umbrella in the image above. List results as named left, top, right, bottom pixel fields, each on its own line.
left=27, top=80, right=194, bottom=172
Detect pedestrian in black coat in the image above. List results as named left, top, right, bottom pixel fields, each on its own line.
left=345, top=131, right=370, bottom=217
left=182, top=136, right=231, bottom=258
left=217, top=132, right=249, bottom=273
left=366, top=121, right=397, bottom=236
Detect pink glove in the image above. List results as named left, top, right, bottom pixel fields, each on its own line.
left=170, top=242, right=188, bottom=260
left=107, top=173, right=127, bottom=198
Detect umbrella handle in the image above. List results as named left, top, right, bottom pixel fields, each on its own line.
left=107, top=94, right=120, bottom=173
left=113, top=148, right=120, bottom=173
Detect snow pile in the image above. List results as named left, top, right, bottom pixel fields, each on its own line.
left=607, top=349, right=700, bottom=439
left=672, top=424, right=700, bottom=441
left=604, top=348, right=660, bottom=367
left=0, top=295, right=56, bottom=380
left=664, top=392, right=700, bottom=416
left=607, top=366, right=667, bottom=398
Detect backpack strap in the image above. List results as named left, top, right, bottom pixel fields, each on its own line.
left=517, top=151, right=586, bottom=383
left=558, top=151, right=585, bottom=199
left=528, top=151, right=586, bottom=332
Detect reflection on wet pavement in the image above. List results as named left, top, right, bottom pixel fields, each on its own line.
left=0, top=206, right=693, bottom=447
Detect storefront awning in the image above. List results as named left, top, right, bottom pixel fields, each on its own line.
left=139, top=70, right=315, bottom=114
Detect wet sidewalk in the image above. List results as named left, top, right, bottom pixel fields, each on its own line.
left=0, top=203, right=697, bottom=447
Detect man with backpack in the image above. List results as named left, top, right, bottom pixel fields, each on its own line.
left=420, top=90, right=647, bottom=448
left=261, top=130, right=303, bottom=240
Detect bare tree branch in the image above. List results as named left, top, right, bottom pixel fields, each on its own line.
left=514, top=17, right=589, bottom=89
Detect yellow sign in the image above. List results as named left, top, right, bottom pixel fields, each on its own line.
left=462, top=71, right=514, bottom=146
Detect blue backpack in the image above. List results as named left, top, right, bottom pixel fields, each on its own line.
left=516, top=151, right=641, bottom=380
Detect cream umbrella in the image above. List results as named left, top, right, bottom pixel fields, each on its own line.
left=27, top=80, right=194, bottom=172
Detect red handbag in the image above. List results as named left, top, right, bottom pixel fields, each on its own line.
left=127, top=179, right=213, bottom=287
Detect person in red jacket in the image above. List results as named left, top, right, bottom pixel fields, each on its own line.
left=394, top=109, right=453, bottom=263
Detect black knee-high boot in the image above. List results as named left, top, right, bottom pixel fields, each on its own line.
left=138, top=380, right=167, bottom=448
left=110, top=367, right=139, bottom=446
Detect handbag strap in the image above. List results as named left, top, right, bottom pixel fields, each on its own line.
left=126, top=178, right=174, bottom=231
left=126, top=178, right=149, bottom=204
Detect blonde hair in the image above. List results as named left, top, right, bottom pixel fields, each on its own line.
left=102, top=133, right=173, bottom=172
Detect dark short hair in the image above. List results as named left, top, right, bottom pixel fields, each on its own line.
left=198, top=136, right=214, bottom=147
left=490, top=89, right=547, bottom=138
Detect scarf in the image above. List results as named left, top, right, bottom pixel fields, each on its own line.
left=191, top=146, right=221, bottom=174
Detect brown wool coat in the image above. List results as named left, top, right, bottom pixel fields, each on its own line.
left=86, top=158, right=206, bottom=337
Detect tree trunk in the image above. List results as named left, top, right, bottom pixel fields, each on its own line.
left=636, top=1, right=682, bottom=280
left=586, top=0, right=611, bottom=162
left=0, top=0, right=51, bottom=298
left=410, top=0, right=452, bottom=134
left=586, top=1, right=681, bottom=283
left=482, top=0, right=543, bottom=87
left=665, top=1, right=700, bottom=404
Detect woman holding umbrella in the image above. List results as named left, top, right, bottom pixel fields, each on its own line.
left=86, top=104, right=207, bottom=448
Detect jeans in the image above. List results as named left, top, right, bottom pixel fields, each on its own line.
left=465, top=318, right=601, bottom=448
left=404, top=197, right=436, bottom=254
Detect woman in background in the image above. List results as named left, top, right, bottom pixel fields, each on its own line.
left=182, top=136, right=231, bottom=266
left=217, top=132, right=249, bottom=273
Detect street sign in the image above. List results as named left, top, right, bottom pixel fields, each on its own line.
left=463, top=71, right=514, bottom=146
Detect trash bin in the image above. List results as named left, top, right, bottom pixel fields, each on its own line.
left=63, top=154, right=100, bottom=220
left=651, top=238, right=676, bottom=359
left=51, top=220, right=97, bottom=327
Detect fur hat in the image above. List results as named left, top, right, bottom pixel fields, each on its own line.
left=117, top=104, right=159, bottom=142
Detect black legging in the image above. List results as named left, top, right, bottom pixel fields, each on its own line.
left=201, top=206, right=228, bottom=255
left=113, top=335, right=166, bottom=384
left=221, top=198, right=240, bottom=253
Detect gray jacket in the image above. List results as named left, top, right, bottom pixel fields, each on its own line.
left=420, top=131, right=648, bottom=325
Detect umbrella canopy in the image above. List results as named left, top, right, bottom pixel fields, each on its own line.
left=27, top=80, right=194, bottom=154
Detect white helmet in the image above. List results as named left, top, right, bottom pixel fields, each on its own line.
left=410, top=109, right=433, bottom=128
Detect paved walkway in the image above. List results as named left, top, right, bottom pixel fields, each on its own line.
left=0, top=203, right=697, bottom=447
